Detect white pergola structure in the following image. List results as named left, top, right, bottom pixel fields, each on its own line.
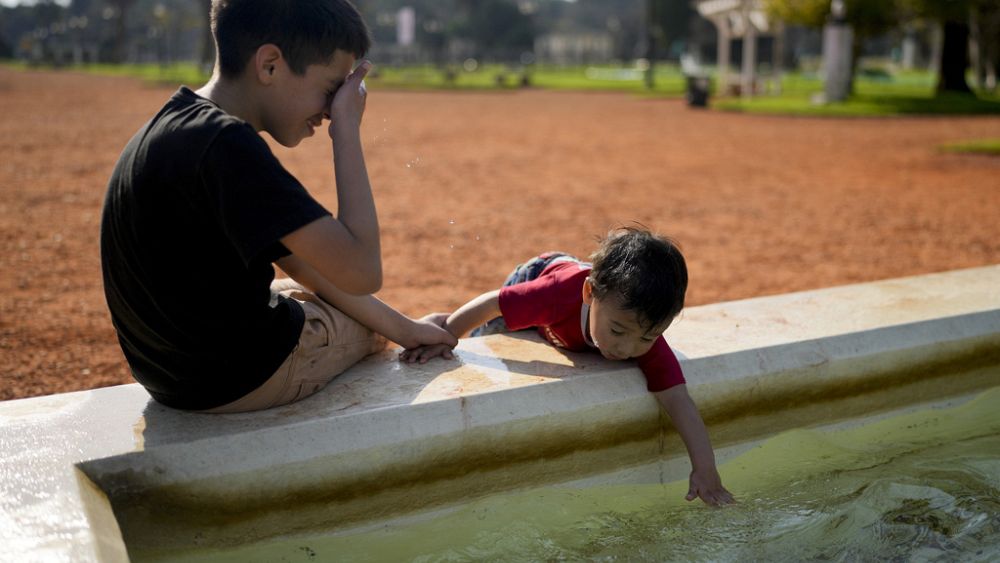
left=696, top=0, right=780, bottom=97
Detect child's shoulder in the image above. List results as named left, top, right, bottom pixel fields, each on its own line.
left=515, top=260, right=589, bottom=301
left=541, top=259, right=591, bottom=281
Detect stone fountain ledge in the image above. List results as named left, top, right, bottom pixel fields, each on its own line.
left=2, top=266, right=999, bottom=562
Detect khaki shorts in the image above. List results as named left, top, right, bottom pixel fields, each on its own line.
left=204, top=278, right=386, bottom=413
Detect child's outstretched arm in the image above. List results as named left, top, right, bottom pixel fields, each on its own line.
left=443, top=289, right=501, bottom=338
left=654, top=385, right=735, bottom=506
left=399, top=289, right=501, bottom=363
left=276, top=256, right=456, bottom=350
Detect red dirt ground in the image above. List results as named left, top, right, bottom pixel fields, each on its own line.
left=2, top=67, right=999, bottom=401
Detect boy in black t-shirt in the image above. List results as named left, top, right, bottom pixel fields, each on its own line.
left=100, top=0, right=456, bottom=412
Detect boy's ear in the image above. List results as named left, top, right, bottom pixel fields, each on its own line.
left=253, top=43, right=284, bottom=85
left=582, top=278, right=595, bottom=305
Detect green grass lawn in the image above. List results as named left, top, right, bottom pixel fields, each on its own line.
left=1, top=60, right=209, bottom=86
left=4, top=59, right=999, bottom=116
left=940, top=138, right=1000, bottom=155
left=368, top=63, right=688, bottom=96
left=75, top=62, right=209, bottom=85
left=2, top=59, right=689, bottom=95
left=714, top=70, right=1000, bottom=117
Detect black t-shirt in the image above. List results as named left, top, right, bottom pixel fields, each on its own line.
left=100, top=87, right=330, bottom=410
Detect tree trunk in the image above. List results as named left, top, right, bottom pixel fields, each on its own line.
left=109, top=0, right=138, bottom=64
left=199, top=0, right=214, bottom=71
left=936, top=19, right=973, bottom=94
left=848, top=33, right=862, bottom=96
left=112, top=4, right=128, bottom=63
left=644, top=0, right=656, bottom=89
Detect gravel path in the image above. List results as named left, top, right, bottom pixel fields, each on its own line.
left=2, top=67, right=998, bottom=400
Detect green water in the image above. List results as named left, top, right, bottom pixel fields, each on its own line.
left=159, top=387, right=1000, bottom=562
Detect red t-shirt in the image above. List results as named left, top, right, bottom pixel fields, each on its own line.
left=498, top=260, right=685, bottom=392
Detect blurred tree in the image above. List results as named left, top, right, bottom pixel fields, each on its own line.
left=650, top=0, right=696, bottom=59
left=0, top=22, right=11, bottom=58
left=765, top=0, right=897, bottom=93
left=769, top=0, right=999, bottom=95
left=454, top=0, right=534, bottom=60
left=1, top=0, right=67, bottom=62
left=198, top=0, right=212, bottom=69
left=106, top=0, right=136, bottom=62
left=765, top=0, right=829, bottom=27
left=898, top=0, right=981, bottom=94
left=975, top=0, right=1000, bottom=90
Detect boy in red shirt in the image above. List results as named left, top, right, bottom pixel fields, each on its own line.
left=402, top=227, right=734, bottom=506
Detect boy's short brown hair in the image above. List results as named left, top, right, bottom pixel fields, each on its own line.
left=588, top=226, right=688, bottom=330
left=211, top=0, right=371, bottom=78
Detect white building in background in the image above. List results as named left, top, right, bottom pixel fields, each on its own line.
left=396, top=7, right=415, bottom=47
left=534, top=31, right=614, bottom=65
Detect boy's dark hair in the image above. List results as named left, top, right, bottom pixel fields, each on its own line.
left=211, top=0, right=371, bottom=78
left=588, top=226, right=688, bottom=330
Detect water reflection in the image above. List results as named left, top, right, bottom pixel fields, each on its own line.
left=158, top=387, right=1000, bottom=563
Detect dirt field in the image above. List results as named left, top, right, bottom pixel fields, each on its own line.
left=2, top=67, right=999, bottom=401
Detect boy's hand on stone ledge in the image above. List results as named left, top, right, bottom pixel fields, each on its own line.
left=399, top=343, right=455, bottom=364
left=396, top=314, right=457, bottom=363
left=398, top=313, right=457, bottom=364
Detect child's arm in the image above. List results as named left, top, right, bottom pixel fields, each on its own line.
left=276, top=256, right=456, bottom=350
left=443, top=289, right=501, bottom=337
left=399, top=289, right=502, bottom=363
left=654, top=384, right=735, bottom=506
left=281, top=61, right=382, bottom=295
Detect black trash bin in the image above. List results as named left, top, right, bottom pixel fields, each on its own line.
left=685, top=74, right=710, bottom=108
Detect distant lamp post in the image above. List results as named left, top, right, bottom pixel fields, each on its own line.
left=822, top=0, right=853, bottom=102
left=831, top=0, right=846, bottom=22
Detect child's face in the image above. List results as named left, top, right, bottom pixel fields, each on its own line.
left=261, top=49, right=356, bottom=147
left=582, top=282, right=670, bottom=361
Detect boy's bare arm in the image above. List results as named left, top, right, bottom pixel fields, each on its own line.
left=444, top=290, right=502, bottom=338
left=282, top=62, right=381, bottom=295
left=654, top=385, right=735, bottom=506
left=276, top=255, right=456, bottom=350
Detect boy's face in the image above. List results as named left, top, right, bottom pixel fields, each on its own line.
left=582, top=281, right=670, bottom=361
left=261, top=49, right=356, bottom=147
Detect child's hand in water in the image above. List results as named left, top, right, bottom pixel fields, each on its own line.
left=687, top=467, right=735, bottom=506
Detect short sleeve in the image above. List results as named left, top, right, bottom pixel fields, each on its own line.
left=499, top=274, right=568, bottom=330
left=200, top=125, right=330, bottom=265
left=500, top=263, right=590, bottom=330
left=637, top=337, right=686, bottom=392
